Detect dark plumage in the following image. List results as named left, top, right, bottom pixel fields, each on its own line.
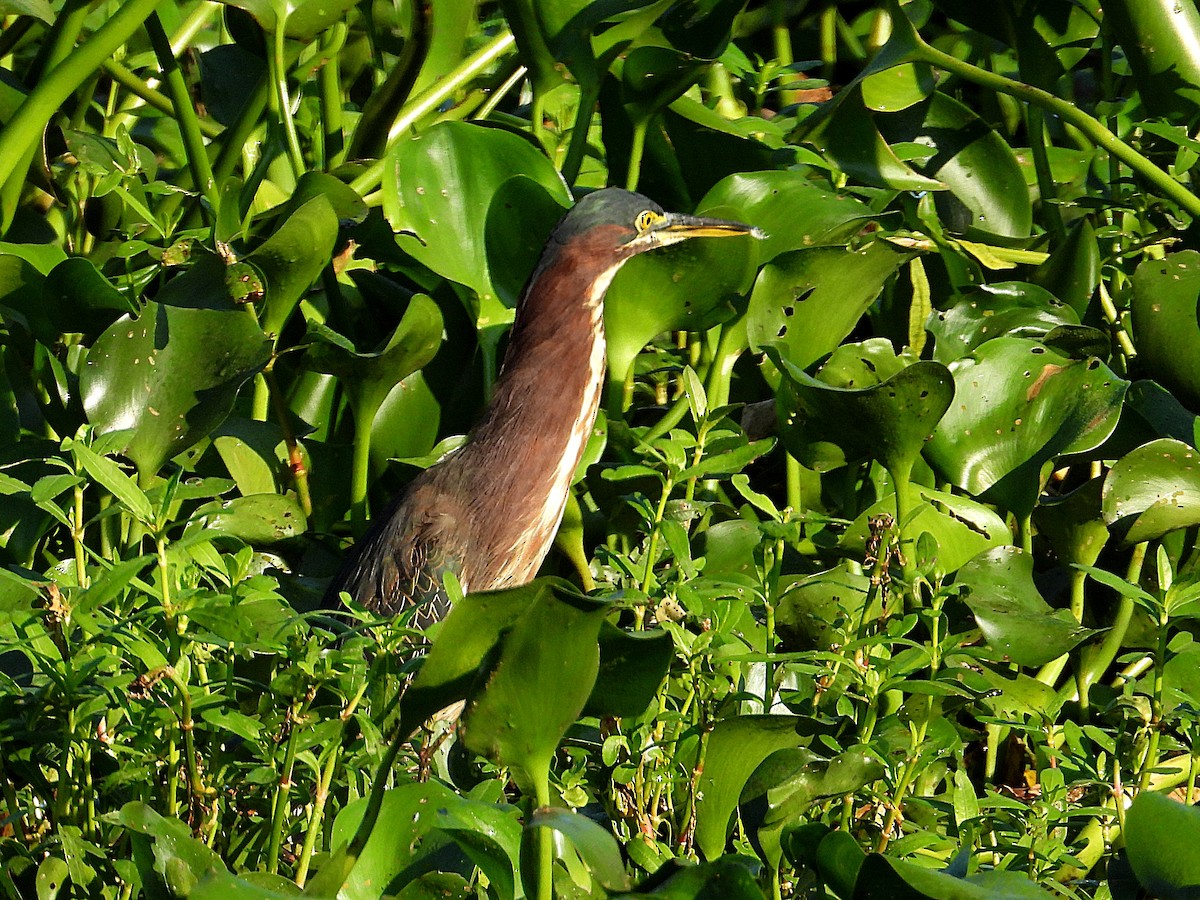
left=324, top=188, right=759, bottom=627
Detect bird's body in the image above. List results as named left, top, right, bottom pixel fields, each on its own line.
left=325, top=189, right=758, bottom=625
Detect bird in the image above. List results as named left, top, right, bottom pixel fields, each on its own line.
left=324, top=188, right=761, bottom=628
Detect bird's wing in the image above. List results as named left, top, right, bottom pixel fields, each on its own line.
left=323, top=484, right=461, bottom=628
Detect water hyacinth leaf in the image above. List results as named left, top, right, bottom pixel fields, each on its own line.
left=1102, top=439, right=1200, bottom=546
left=639, top=856, right=767, bottom=899
left=878, top=91, right=1033, bottom=241
left=529, top=808, right=628, bottom=891
left=35, top=857, right=68, bottom=900
left=332, top=780, right=520, bottom=900
left=861, top=62, right=936, bottom=112
left=1123, top=791, right=1200, bottom=900
left=748, top=242, right=908, bottom=371
left=699, top=171, right=878, bottom=265
left=245, top=195, right=339, bottom=339
left=384, top=121, right=570, bottom=312
left=1034, top=477, right=1108, bottom=568
left=927, top=283, right=1079, bottom=364
left=304, top=294, right=444, bottom=430
left=772, top=340, right=954, bottom=477
left=1130, top=251, right=1200, bottom=409
left=460, top=581, right=609, bottom=792
left=841, top=485, right=1009, bottom=578
left=855, top=854, right=1057, bottom=899
left=694, top=715, right=809, bottom=860
left=81, top=302, right=271, bottom=480
left=955, top=547, right=1093, bottom=667
left=280, top=171, right=368, bottom=226
left=484, top=176, right=570, bottom=309
left=42, top=257, right=135, bottom=338
left=810, top=84, right=945, bottom=191
left=925, top=337, right=1127, bottom=497
left=1103, top=0, right=1200, bottom=123
left=189, top=494, right=307, bottom=543
left=584, top=622, right=673, bottom=717
left=604, top=205, right=759, bottom=395
left=775, top=568, right=871, bottom=650
left=1032, top=218, right=1100, bottom=316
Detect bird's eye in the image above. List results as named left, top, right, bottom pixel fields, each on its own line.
left=635, top=210, right=658, bottom=233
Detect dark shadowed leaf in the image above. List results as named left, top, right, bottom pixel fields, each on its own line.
left=955, top=547, right=1094, bottom=667
left=1123, top=791, right=1200, bottom=900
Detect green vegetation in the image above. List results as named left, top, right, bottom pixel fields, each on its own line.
left=3, top=0, right=1200, bottom=897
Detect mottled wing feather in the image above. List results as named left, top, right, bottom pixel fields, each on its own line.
left=323, top=485, right=461, bottom=628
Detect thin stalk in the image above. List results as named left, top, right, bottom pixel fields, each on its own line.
left=350, top=29, right=517, bottom=198
left=1138, top=617, right=1169, bottom=790
left=101, top=59, right=223, bottom=138
left=625, top=119, right=649, bottom=192
left=1027, top=106, right=1066, bottom=242
left=1074, top=542, right=1148, bottom=710
left=901, top=17, right=1200, bottom=218
left=318, top=23, right=348, bottom=170
left=0, top=0, right=164, bottom=230
left=640, top=476, right=676, bottom=593
left=268, top=15, right=305, bottom=179
left=877, top=700, right=932, bottom=852
left=145, top=12, right=218, bottom=219
left=266, top=703, right=302, bottom=873
left=71, top=482, right=89, bottom=588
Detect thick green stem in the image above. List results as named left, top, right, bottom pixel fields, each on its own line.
left=1074, top=542, right=1148, bottom=710
left=0, top=0, right=165, bottom=230
left=903, top=17, right=1200, bottom=218
left=625, top=119, right=648, bottom=192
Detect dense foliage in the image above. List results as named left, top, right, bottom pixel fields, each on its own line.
left=3, top=0, right=1200, bottom=897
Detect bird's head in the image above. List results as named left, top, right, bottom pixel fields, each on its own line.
left=547, top=188, right=764, bottom=261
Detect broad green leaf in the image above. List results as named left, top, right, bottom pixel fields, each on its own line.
left=1, top=0, right=54, bottom=22
left=384, top=121, right=569, bottom=318
left=1032, top=218, right=1100, bottom=316
left=332, top=780, right=520, bottom=900
left=529, top=808, right=629, bottom=891
left=861, top=62, right=936, bottom=112
left=1104, top=0, right=1200, bottom=122
left=841, top=485, right=1010, bottom=578
left=1034, top=477, right=1108, bottom=568
left=246, top=195, right=339, bottom=339
left=694, top=715, right=810, bottom=860
left=773, top=340, right=954, bottom=478
left=35, top=857, right=68, bottom=900
left=1102, top=439, right=1200, bottom=546
left=925, top=337, right=1127, bottom=505
left=81, top=302, right=272, bottom=479
left=1124, top=791, right=1200, bottom=900
left=42, top=257, right=135, bottom=338
left=584, top=622, right=673, bottom=717
left=878, top=91, right=1033, bottom=241
left=748, top=242, right=908, bottom=369
left=927, top=283, right=1080, bottom=364
left=189, top=494, right=307, bottom=543
left=955, top=547, right=1094, bottom=667
left=635, top=856, right=767, bottom=899
left=1131, top=251, right=1200, bottom=409
left=854, top=854, right=1055, bottom=898
left=699, top=171, right=877, bottom=265
left=776, top=568, right=871, bottom=650
left=484, top=176, right=571, bottom=309
left=460, top=581, right=609, bottom=791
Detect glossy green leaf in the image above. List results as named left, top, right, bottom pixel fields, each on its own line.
left=529, top=808, right=628, bottom=891
left=955, top=547, right=1094, bottom=667
left=35, top=857, right=68, bottom=900
left=926, top=337, right=1127, bottom=499
left=699, top=171, right=878, bottom=265
left=854, top=854, right=1056, bottom=899
left=861, top=62, right=936, bottom=112
left=1124, top=791, right=1200, bottom=900
left=773, top=340, right=954, bottom=477
left=1032, top=218, right=1100, bottom=316
left=1034, top=477, right=1109, bottom=567
left=879, top=91, right=1033, bottom=241
left=748, top=242, right=908, bottom=369
left=1104, top=0, right=1200, bottom=122
left=841, top=485, right=1010, bottom=578
left=384, top=122, right=570, bottom=316
left=694, top=715, right=809, bottom=860
left=245, top=195, right=339, bottom=339
left=81, top=302, right=272, bottom=479
left=775, top=567, right=871, bottom=650
left=332, top=780, right=521, bottom=900
left=484, top=176, right=570, bottom=309
left=638, top=856, right=767, bottom=899
left=584, top=622, right=673, bottom=717
left=604, top=209, right=759, bottom=392
left=1102, top=439, right=1200, bottom=546
left=1131, top=251, right=1200, bottom=409
left=460, top=581, right=609, bottom=791
left=190, top=494, right=307, bottom=543
left=927, top=283, right=1079, bottom=364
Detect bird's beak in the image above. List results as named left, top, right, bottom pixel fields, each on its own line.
left=657, top=212, right=766, bottom=241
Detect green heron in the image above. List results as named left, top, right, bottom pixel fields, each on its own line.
left=326, top=188, right=760, bottom=626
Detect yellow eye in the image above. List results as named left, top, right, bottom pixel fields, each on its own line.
left=635, top=210, right=658, bottom=233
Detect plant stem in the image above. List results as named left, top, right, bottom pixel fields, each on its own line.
left=625, top=119, right=648, bottom=192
